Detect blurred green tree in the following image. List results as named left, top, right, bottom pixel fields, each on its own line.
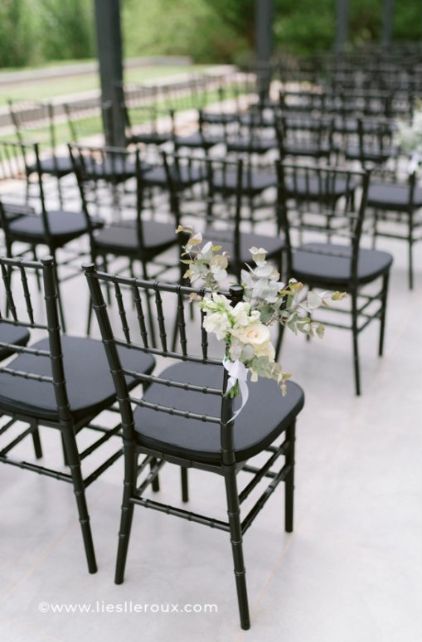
left=39, top=0, right=94, bottom=61
left=0, top=0, right=33, bottom=67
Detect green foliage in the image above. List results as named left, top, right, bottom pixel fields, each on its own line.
left=38, top=0, right=94, bottom=61
left=0, top=0, right=34, bottom=67
left=0, top=0, right=422, bottom=69
left=122, top=0, right=250, bottom=63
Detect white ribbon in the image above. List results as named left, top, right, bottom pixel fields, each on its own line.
left=223, top=359, right=249, bottom=422
left=408, top=152, right=421, bottom=175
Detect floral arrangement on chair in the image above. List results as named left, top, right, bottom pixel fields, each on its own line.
left=396, top=109, right=422, bottom=170
left=177, top=226, right=345, bottom=413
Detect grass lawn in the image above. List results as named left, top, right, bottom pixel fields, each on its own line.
left=0, top=65, right=211, bottom=107
left=0, top=84, right=238, bottom=152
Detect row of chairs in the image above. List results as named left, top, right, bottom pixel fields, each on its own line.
left=0, top=253, right=301, bottom=630
left=0, top=142, right=394, bottom=395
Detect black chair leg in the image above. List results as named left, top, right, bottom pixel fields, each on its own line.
left=372, top=209, right=378, bottom=249
left=351, top=291, right=361, bottom=396
left=86, top=298, right=94, bottom=336
left=115, top=445, right=137, bottom=584
left=408, top=219, right=414, bottom=290
left=224, top=465, right=250, bottom=630
left=60, top=432, right=69, bottom=466
left=30, top=419, right=43, bottom=459
left=61, top=426, right=97, bottom=574
left=378, top=272, right=390, bottom=357
left=181, top=467, right=189, bottom=502
left=284, top=421, right=296, bottom=533
left=150, top=456, right=160, bottom=492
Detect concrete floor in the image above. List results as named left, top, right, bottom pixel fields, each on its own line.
left=0, top=216, right=421, bottom=642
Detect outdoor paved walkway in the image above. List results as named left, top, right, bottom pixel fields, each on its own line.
left=0, top=215, right=420, bottom=642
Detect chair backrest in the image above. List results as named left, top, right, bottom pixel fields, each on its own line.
left=276, top=114, right=334, bottom=159
left=69, top=142, right=175, bottom=252
left=8, top=100, right=60, bottom=152
left=276, top=162, right=370, bottom=284
left=62, top=97, right=104, bottom=144
left=0, top=255, right=72, bottom=425
left=84, top=265, right=241, bottom=465
left=0, top=141, right=64, bottom=244
left=356, top=118, right=395, bottom=169
left=162, top=152, right=245, bottom=278
left=0, top=140, right=28, bottom=184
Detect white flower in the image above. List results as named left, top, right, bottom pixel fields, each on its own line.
left=249, top=247, right=268, bottom=264
left=253, top=262, right=277, bottom=279
left=203, top=311, right=230, bottom=340
left=209, top=253, right=229, bottom=285
left=199, top=241, right=213, bottom=259
left=232, top=322, right=271, bottom=346
left=306, top=290, right=323, bottom=310
left=254, top=340, right=275, bottom=360
left=185, top=232, right=203, bottom=250
left=231, top=302, right=250, bottom=326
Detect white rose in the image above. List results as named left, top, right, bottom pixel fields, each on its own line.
left=254, top=340, right=275, bottom=360
left=232, top=322, right=271, bottom=346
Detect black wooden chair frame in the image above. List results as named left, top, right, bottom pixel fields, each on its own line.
left=277, top=162, right=391, bottom=395
left=84, top=266, right=299, bottom=630
left=0, top=256, right=132, bottom=574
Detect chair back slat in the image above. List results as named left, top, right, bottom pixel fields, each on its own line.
left=154, top=284, right=168, bottom=353
left=0, top=258, right=70, bottom=401
left=114, top=281, right=131, bottom=344
left=131, top=283, right=149, bottom=348
left=18, top=264, right=35, bottom=325
left=277, top=162, right=370, bottom=284
left=0, top=263, right=17, bottom=321
left=84, top=265, right=241, bottom=462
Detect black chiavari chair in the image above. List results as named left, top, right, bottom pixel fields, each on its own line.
left=367, top=168, right=422, bottom=289
left=0, top=142, right=104, bottom=330
left=277, top=162, right=393, bottom=395
left=0, top=255, right=156, bottom=572
left=163, top=153, right=283, bottom=280
left=84, top=264, right=305, bottom=630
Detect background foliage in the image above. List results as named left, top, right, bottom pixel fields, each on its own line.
left=0, top=0, right=421, bottom=69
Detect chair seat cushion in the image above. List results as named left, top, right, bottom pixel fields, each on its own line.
left=292, top=242, right=393, bottom=286
left=282, top=142, right=331, bottom=158
left=134, top=362, right=304, bottom=464
left=174, top=133, right=222, bottom=150
left=81, top=158, right=139, bottom=182
left=0, top=335, right=155, bottom=423
left=284, top=175, right=358, bottom=200
left=240, top=112, right=275, bottom=127
left=0, top=322, right=30, bottom=361
left=203, top=229, right=284, bottom=264
left=7, top=210, right=103, bottom=247
left=213, top=168, right=277, bottom=195
left=200, top=112, right=237, bottom=125
left=367, top=182, right=422, bottom=211
left=142, top=164, right=205, bottom=188
left=227, top=137, right=278, bottom=154
left=94, top=220, right=178, bottom=256
left=1, top=202, right=35, bottom=221
left=344, top=146, right=395, bottom=163
left=128, top=132, right=171, bottom=146
left=27, top=155, right=73, bottom=177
